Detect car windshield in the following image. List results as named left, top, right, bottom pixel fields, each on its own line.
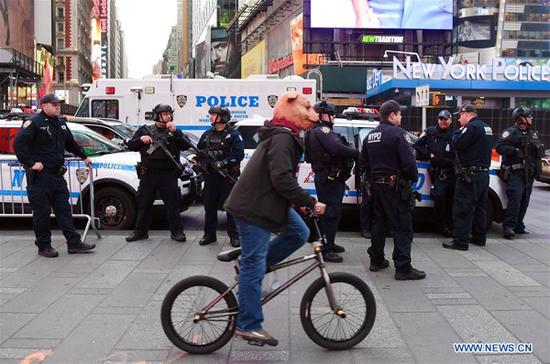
left=71, top=128, right=124, bottom=156
left=109, top=122, right=136, bottom=139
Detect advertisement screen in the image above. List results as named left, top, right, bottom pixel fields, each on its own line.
left=310, top=0, right=453, bottom=30
left=455, top=17, right=495, bottom=48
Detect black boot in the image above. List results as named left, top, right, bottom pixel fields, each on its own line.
left=323, top=251, right=343, bottom=263
left=199, top=235, right=216, bottom=246
left=395, top=267, right=426, bottom=280
left=68, top=241, right=96, bottom=254
left=229, top=236, right=240, bottom=247
left=171, top=231, right=187, bottom=242
left=332, top=244, right=345, bottom=253
left=38, top=246, right=59, bottom=258
left=442, top=241, right=468, bottom=251
left=369, top=259, right=389, bottom=272
left=503, top=228, right=515, bottom=240
left=126, top=232, right=149, bottom=242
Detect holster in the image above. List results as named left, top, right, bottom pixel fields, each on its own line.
left=135, top=162, right=147, bottom=180
left=497, top=165, right=511, bottom=182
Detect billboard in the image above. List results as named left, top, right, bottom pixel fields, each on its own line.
left=290, top=13, right=324, bottom=75
left=241, top=39, right=267, bottom=79
left=310, top=0, right=453, bottom=30
left=90, top=0, right=108, bottom=80
left=210, top=28, right=240, bottom=78
left=0, top=0, right=35, bottom=57
left=455, top=16, right=495, bottom=48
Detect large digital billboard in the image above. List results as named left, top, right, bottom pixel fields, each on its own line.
left=310, top=0, right=453, bottom=30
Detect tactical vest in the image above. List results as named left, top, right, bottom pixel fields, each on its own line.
left=204, top=128, right=232, bottom=161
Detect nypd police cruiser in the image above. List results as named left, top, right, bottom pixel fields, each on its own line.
left=235, top=108, right=507, bottom=230
left=0, top=120, right=200, bottom=230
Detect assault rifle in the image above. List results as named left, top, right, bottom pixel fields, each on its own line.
left=189, top=146, right=238, bottom=184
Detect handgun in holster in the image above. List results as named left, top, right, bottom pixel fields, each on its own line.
left=135, top=162, right=147, bottom=180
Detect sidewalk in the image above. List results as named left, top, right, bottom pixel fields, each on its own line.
left=0, top=201, right=549, bottom=363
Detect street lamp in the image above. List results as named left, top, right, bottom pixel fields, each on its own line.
left=383, top=50, right=422, bottom=63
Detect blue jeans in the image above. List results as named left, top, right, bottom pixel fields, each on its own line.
left=235, top=208, right=309, bottom=331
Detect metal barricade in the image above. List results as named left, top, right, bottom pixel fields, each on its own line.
left=0, top=158, right=102, bottom=242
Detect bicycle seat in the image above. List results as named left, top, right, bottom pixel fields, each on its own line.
left=217, top=247, right=242, bottom=262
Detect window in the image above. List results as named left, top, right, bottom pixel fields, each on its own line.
left=75, top=98, right=90, bottom=117
left=87, top=125, right=117, bottom=140
left=91, top=100, right=119, bottom=119
left=57, top=22, right=64, bottom=32
left=71, top=130, right=122, bottom=156
left=57, top=7, right=64, bottom=18
left=57, top=38, right=64, bottom=49
left=57, top=72, right=65, bottom=83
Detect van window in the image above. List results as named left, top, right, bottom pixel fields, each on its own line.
left=91, top=100, right=119, bottom=119
left=75, top=97, right=90, bottom=117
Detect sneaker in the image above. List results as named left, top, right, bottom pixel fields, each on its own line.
left=126, top=232, right=148, bottom=242
left=261, top=271, right=281, bottom=296
left=229, top=236, right=240, bottom=248
left=170, top=231, right=186, bottom=242
left=199, top=235, right=216, bottom=246
left=235, top=329, right=278, bottom=347
left=503, top=228, right=515, bottom=240
left=332, top=244, right=345, bottom=253
left=370, top=259, right=390, bottom=272
left=442, top=241, right=468, bottom=251
left=395, top=267, right=426, bottom=280
left=323, top=251, right=343, bottom=263
left=38, top=246, right=59, bottom=258
left=67, top=241, right=95, bottom=254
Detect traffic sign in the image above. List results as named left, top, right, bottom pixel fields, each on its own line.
left=415, top=85, right=430, bottom=107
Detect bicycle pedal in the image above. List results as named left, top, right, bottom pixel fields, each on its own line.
left=246, top=339, right=265, bottom=347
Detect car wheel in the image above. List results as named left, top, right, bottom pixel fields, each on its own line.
left=94, top=187, right=136, bottom=230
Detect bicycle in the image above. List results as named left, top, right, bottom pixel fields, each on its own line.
left=161, top=210, right=376, bottom=354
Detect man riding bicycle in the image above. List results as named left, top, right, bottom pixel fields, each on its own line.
left=225, top=92, right=326, bottom=346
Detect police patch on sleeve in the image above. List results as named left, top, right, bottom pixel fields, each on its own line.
left=321, top=126, right=331, bottom=134
left=22, top=120, right=32, bottom=128
left=502, top=130, right=511, bottom=139
left=484, top=126, right=493, bottom=135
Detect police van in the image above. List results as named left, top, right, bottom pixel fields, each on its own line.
left=75, top=75, right=316, bottom=138
left=235, top=108, right=507, bottom=230
left=0, top=120, right=200, bottom=230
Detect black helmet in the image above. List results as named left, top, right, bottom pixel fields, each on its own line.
left=313, top=101, right=336, bottom=116
left=152, top=103, right=174, bottom=122
left=512, top=106, right=533, bottom=122
left=208, top=105, right=231, bottom=123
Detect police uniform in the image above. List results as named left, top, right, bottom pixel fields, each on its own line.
left=445, top=104, right=493, bottom=250
left=359, top=100, right=425, bottom=280
left=126, top=106, right=193, bottom=242
left=197, top=124, right=244, bottom=246
left=496, top=108, right=545, bottom=239
left=13, top=94, right=95, bottom=257
left=306, top=119, right=358, bottom=261
left=413, top=111, right=455, bottom=236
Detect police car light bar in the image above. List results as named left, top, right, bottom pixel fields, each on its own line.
left=343, top=107, right=379, bottom=114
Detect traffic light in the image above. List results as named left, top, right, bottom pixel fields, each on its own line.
left=431, top=93, right=446, bottom=106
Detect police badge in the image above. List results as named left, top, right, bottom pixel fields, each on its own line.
left=75, top=168, right=90, bottom=185
left=176, top=95, right=187, bottom=108
left=267, top=95, right=278, bottom=108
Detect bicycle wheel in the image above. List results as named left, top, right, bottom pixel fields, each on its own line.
left=161, top=275, right=238, bottom=354
left=300, top=272, right=376, bottom=350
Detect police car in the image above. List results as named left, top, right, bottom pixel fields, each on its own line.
left=235, top=107, right=507, bottom=230
left=0, top=120, right=201, bottom=230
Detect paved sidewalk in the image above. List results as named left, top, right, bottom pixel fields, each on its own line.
left=1, top=191, right=549, bottom=363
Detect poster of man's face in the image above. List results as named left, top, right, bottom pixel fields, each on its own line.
left=210, top=28, right=240, bottom=78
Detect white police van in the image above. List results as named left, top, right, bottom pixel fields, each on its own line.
left=0, top=120, right=200, bottom=230
left=235, top=108, right=507, bottom=230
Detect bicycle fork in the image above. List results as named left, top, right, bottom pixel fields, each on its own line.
left=313, top=243, right=346, bottom=319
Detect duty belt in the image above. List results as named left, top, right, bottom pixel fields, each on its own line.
left=461, top=166, right=488, bottom=173
left=372, top=175, right=398, bottom=184
left=504, top=163, right=524, bottom=170
left=41, top=166, right=67, bottom=176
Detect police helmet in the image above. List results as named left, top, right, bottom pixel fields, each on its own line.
left=512, top=106, right=533, bottom=122
left=152, top=103, right=174, bottom=122
left=208, top=105, right=231, bottom=123
left=313, top=101, right=336, bottom=116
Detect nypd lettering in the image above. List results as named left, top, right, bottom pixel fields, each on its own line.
left=195, top=95, right=260, bottom=108
left=367, top=132, right=382, bottom=143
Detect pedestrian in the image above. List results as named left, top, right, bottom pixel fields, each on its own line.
left=443, top=104, right=493, bottom=251
left=496, top=107, right=545, bottom=239
left=197, top=106, right=244, bottom=247
left=304, top=101, right=359, bottom=262
left=359, top=100, right=426, bottom=280
left=125, top=103, right=193, bottom=243
left=225, top=91, right=326, bottom=346
left=13, top=93, right=96, bottom=258
left=413, top=110, right=455, bottom=237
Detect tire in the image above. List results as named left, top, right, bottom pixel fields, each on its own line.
left=161, top=276, right=237, bottom=354
left=300, top=272, right=376, bottom=350
left=94, top=186, right=136, bottom=230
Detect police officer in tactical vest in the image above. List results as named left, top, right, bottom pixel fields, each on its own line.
left=443, top=104, right=493, bottom=251
left=359, top=100, right=426, bottom=280
left=197, top=106, right=244, bottom=247
left=413, top=110, right=455, bottom=237
left=125, top=103, right=193, bottom=243
left=496, top=107, right=545, bottom=239
left=14, top=93, right=96, bottom=258
left=305, top=101, right=359, bottom=263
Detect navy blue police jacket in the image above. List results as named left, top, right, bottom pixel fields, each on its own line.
left=306, top=121, right=358, bottom=173
left=413, top=125, right=454, bottom=170
left=496, top=125, right=544, bottom=175
left=359, top=119, right=418, bottom=182
left=13, top=111, right=87, bottom=169
left=451, top=117, right=493, bottom=168
left=197, top=125, right=245, bottom=167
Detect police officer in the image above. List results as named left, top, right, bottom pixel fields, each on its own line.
left=13, top=94, right=96, bottom=258
left=496, top=107, right=545, bottom=239
left=197, top=106, right=244, bottom=247
left=413, top=110, right=455, bottom=237
left=359, top=100, right=426, bottom=280
left=443, top=104, right=493, bottom=251
left=305, top=101, right=358, bottom=263
left=125, top=103, right=193, bottom=243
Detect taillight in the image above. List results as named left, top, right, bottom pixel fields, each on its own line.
left=106, top=87, right=115, bottom=94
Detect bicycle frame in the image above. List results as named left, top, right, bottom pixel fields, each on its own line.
left=196, top=216, right=345, bottom=322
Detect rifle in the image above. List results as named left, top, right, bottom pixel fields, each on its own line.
left=142, top=125, right=187, bottom=179
left=189, top=145, right=238, bottom=184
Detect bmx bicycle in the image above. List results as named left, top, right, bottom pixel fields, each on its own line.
left=161, top=210, right=376, bottom=354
